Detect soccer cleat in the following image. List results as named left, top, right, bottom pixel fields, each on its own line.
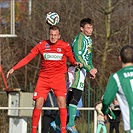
left=50, top=121, right=61, bottom=133
left=66, top=125, right=78, bottom=133
left=61, top=127, right=66, bottom=133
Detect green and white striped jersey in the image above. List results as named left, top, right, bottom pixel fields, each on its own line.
left=72, top=32, right=94, bottom=72
left=102, top=66, right=133, bottom=131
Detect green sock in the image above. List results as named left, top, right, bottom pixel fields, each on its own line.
left=55, top=115, right=60, bottom=127
left=68, top=104, right=77, bottom=127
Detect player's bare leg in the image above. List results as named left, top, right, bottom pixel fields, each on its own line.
left=32, top=97, right=44, bottom=133
left=57, top=96, right=67, bottom=133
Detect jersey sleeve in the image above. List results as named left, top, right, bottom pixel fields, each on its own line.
left=87, top=52, right=94, bottom=70
left=73, top=36, right=94, bottom=72
left=102, top=74, right=118, bottom=114
left=12, top=43, right=40, bottom=71
left=64, top=43, right=76, bottom=65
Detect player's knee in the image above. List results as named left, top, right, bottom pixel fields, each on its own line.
left=70, top=97, right=78, bottom=105
left=35, top=97, right=44, bottom=109
left=57, top=96, right=66, bottom=108
left=58, top=101, right=66, bottom=108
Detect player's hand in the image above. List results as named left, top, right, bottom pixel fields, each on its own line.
left=104, top=115, right=108, bottom=121
left=7, top=69, right=14, bottom=78
left=74, top=62, right=83, bottom=68
left=90, top=68, right=97, bottom=79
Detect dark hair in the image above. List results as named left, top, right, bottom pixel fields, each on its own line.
left=120, top=45, right=133, bottom=63
left=80, top=18, right=94, bottom=28
left=49, top=25, right=60, bottom=32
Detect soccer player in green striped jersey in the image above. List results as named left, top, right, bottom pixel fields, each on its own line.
left=66, top=18, right=97, bottom=133
left=102, top=45, right=133, bottom=133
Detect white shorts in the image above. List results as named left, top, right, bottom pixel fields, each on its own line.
left=68, top=66, right=86, bottom=91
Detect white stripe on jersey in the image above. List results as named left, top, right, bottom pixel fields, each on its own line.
left=113, top=73, right=130, bottom=131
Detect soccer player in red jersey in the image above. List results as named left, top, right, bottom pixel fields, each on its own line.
left=7, top=25, right=82, bottom=133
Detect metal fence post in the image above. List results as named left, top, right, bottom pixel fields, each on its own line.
left=88, top=82, right=90, bottom=133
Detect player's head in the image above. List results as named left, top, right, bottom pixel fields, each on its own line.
left=120, top=45, right=133, bottom=63
left=80, top=18, right=94, bottom=37
left=49, top=25, right=61, bottom=44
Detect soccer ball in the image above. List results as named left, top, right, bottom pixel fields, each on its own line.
left=46, top=12, right=60, bottom=26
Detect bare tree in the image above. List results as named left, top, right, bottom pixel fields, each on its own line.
left=0, top=0, right=133, bottom=96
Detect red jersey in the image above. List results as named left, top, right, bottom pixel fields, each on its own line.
left=13, top=40, right=76, bottom=75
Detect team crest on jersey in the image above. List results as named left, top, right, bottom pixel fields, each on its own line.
left=57, top=48, right=61, bottom=52
left=78, top=51, right=82, bottom=55
left=45, top=43, right=50, bottom=48
left=87, top=45, right=92, bottom=53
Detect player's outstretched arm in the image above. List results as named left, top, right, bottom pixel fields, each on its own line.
left=7, top=68, right=14, bottom=78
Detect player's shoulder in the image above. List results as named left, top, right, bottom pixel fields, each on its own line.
left=35, top=40, right=49, bottom=47
left=73, top=33, right=85, bottom=43
left=110, top=69, right=122, bottom=80
left=37, top=40, right=48, bottom=45
left=58, top=40, right=70, bottom=47
left=74, top=33, right=82, bottom=40
left=113, top=68, right=123, bottom=76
